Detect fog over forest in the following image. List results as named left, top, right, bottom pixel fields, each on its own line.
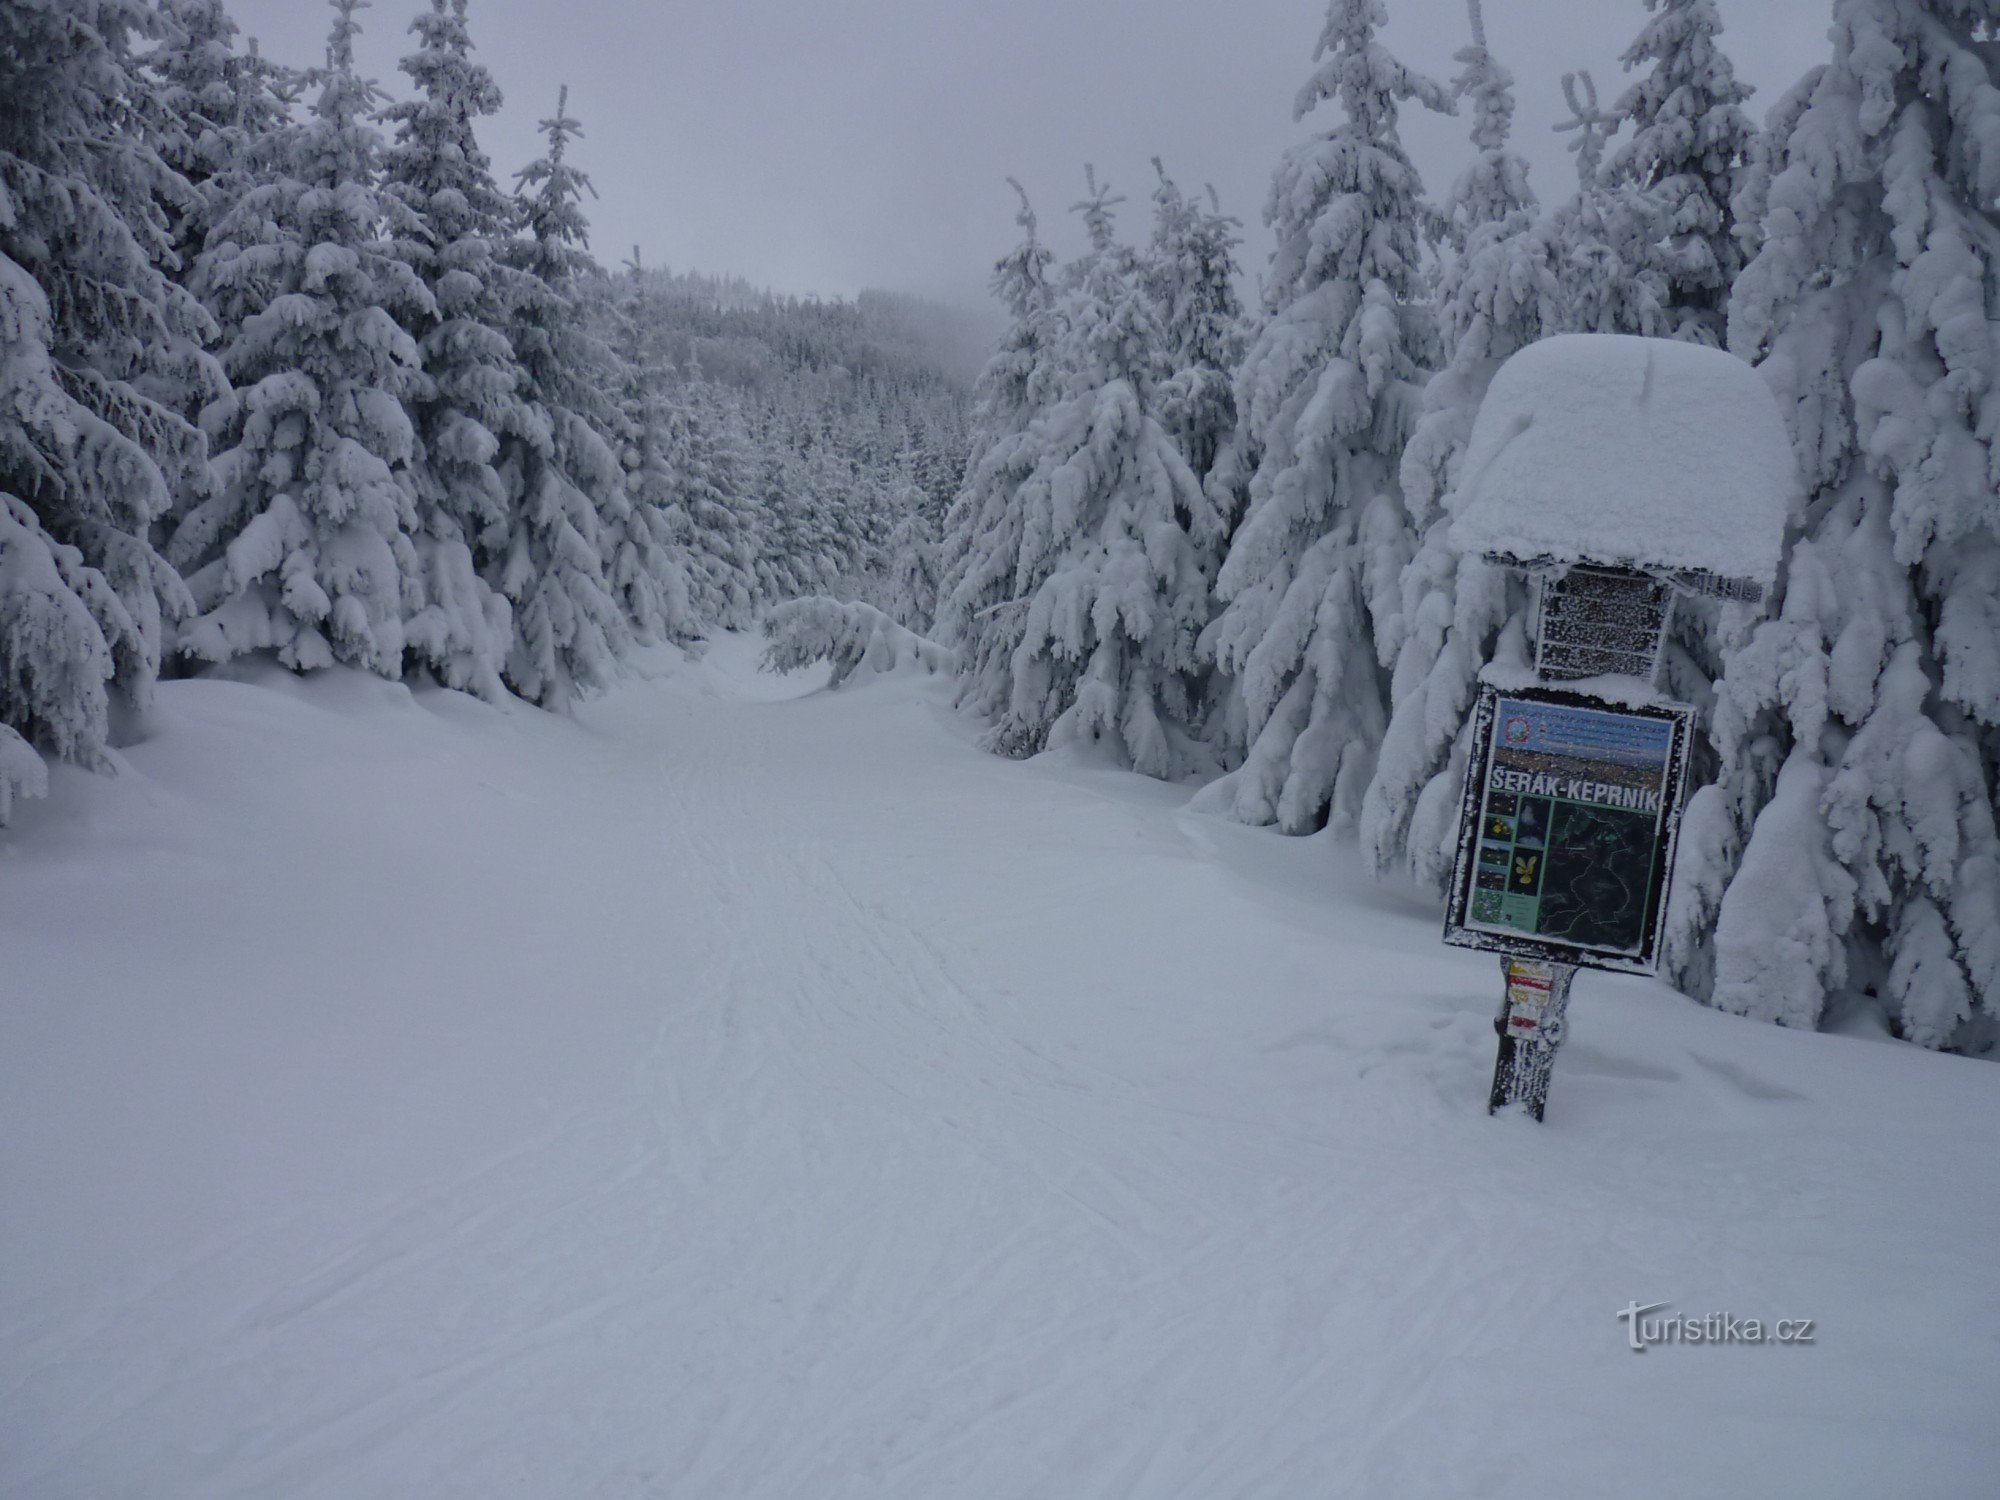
left=222, top=0, right=1835, bottom=301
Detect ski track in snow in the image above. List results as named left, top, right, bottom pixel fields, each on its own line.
left=2, top=634, right=1996, bottom=1499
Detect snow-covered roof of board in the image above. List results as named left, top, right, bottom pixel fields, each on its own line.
left=1448, top=334, right=1795, bottom=592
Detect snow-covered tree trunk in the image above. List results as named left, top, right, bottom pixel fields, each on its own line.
left=1672, top=0, right=2000, bottom=1051
left=1202, top=0, right=1454, bottom=831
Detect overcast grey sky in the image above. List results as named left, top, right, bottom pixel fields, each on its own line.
left=226, top=0, right=1834, bottom=307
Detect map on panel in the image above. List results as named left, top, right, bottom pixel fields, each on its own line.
left=1449, top=689, right=1690, bottom=971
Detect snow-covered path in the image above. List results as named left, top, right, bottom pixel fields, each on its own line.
left=3, top=637, right=1996, bottom=1499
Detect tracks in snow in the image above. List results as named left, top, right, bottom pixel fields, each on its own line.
left=13, top=644, right=1975, bottom=1499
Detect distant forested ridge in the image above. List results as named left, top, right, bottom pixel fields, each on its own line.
left=613, top=265, right=976, bottom=617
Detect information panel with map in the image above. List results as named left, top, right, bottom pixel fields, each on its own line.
left=1444, top=684, right=1696, bottom=975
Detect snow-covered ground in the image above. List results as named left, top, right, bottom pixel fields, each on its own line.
left=3, top=635, right=1995, bottom=1499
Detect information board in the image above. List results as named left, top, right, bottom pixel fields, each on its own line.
left=1444, top=684, right=1695, bottom=976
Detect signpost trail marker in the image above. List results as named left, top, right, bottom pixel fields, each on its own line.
left=1438, top=334, right=1796, bottom=1124
left=1491, top=958, right=1573, bottom=1121
left=1447, top=605, right=1695, bottom=1119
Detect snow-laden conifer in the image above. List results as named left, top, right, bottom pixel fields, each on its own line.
left=1542, top=70, right=1667, bottom=338
left=936, top=182, right=1059, bottom=696
left=1144, top=162, right=1245, bottom=484
left=1536, top=9, right=1758, bottom=726
left=148, top=0, right=293, bottom=300
left=800, top=428, right=886, bottom=598
left=0, top=0, right=209, bottom=820
left=172, top=0, right=434, bottom=679
left=596, top=255, right=697, bottom=645
left=885, top=498, right=941, bottom=634
left=1529, top=81, right=1736, bottom=818
left=751, top=444, right=838, bottom=604
left=945, top=173, right=1218, bottom=775
left=667, top=375, right=759, bottom=629
left=772, top=429, right=834, bottom=604
left=909, top=438, right=967, bottom=528
left=1362, top=0, right=1552, bottom=889
left=381, top=0, right=520, bottom=697
left=1201, top=0, right=1453, bottom=830
left=492, top=87, right=628, bottom=708
left=1669, top=0, right=2000, bottom=1049
left=1604, top=0, right=1757, bottom=346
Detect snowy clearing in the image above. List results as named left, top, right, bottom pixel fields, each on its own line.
left=2, top=635, right=1995, bottom=1500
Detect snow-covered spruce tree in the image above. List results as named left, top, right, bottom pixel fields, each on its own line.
left=1536, top=62, right=1736, bottom=734
left=909, top=436, right=966, bottom=526
left=1541, top=70, right=1668, bottom=338
left=936, top=181, right=1060, bottom=702
left=1362, top=0, right=1554, bottom=890
left=800, top=444, right=853, bottom=595
left=1144, top=161, right=1246, bottom=485
left=1543, top=10, right=1758, bottom=726
left=600, top=254, right=696, bottom=645
left=950, top=171, right=1218, bottom=775
left=1666, top=0, right=2000, bottom=1050
left=147, top=0, right=293, bottom=301
left=171, top=0, right=435, bottom=678
left=1603, top=0, right=1757, bottom=347
left=492, top=87, right=628, bottom=708
left=750, top=444, right=835, bottom=603
left=0, top=0, right=209, bottom=821
left=380, top=0, right=521, bottom=697
left=799, top=427, right=882, bottom=599
left=1201, top=0, right=1453, bottom=830
left=668, top=373, right=759, bottom=629
left=884, top=492, right=941, bottom=633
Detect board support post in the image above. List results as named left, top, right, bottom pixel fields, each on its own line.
left=1463, top=564, right=1680, bottom=1123
left=1489, top=957, right=1575, bottom=1120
